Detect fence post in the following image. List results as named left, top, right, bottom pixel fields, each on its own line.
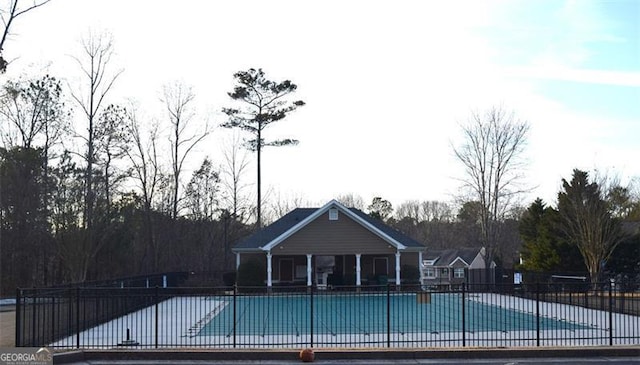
left=310, top=284, right=314, bottom=348
left=15, top=288, right=21, bottom=347
left=608, top=280, right=613, bottom=346
left=386, top=284, right=390, bottom=348
left=31, top=290, right=36, bottom=346
left=535, top=282, right=540, bottom=347
left=233, top=285, right=237, bottom=348
left=51, top=292, right=56, bottom=347
left=76, top=287, right=80, bottom=349
left=155, top=286, right=159, bottom=348
left=461, top=283, right=466, bottom=347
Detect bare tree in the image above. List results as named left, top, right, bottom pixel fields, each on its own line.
left=421, top=200, right=454, bottom=222
left=452, top=106, right=529, bottom=275
left=336, top=193, right=365, bottom=210
left=124, top=104, right=163, bottom=271
left=220, top=133, right=251, bottom=222
left=161, top=81, right=209, bottom=219
left=125, top=105, right=161, bottom=215
left=67, top=31, right=122, bottom=281
left=0, top=0, right=51, bottom=72
left=269, top=192, right=312, bottom=221
left=69, top=31, right=123, bottom=230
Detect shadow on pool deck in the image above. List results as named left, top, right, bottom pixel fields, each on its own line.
left=52, top=346, right=640, bottom=364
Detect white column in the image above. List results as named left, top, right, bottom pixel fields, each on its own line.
left=355, top=254, right=362, bottom=286
left=266, top=252, right=272, bottom=287
left=306, top=254, right=313, bottom=286
left=236, top=253, right=241, bottom=269
left=395, top=251, right=401, bottom=285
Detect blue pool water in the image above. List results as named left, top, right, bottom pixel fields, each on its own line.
left=199, top=293, right=586, bottom=337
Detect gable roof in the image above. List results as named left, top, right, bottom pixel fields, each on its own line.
left=233, top=199, right=425, bottom=252
left=423, top=248, right=483, bottom=267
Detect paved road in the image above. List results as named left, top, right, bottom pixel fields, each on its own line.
left=57, top=358, right=640, bottom=365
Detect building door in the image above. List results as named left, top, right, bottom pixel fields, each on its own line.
left=279, top=258, right=293, bottom=282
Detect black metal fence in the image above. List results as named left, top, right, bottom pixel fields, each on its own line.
left=16, top=282, right=640, bottom=349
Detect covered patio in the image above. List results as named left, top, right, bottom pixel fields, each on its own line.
left=233, top=200, right=426, bottom=288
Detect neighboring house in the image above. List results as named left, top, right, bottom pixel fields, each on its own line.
left=232, top=200, right=426, bottom=288
left=420, top=247, right=496, bottom=289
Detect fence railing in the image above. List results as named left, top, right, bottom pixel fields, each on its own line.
left=16, top=282, right=640, bottom=349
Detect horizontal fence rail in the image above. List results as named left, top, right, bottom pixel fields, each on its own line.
left=15, top=282, right=640, bottom=349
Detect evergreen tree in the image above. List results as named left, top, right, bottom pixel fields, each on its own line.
left=221, top=68, right=304, bottom=228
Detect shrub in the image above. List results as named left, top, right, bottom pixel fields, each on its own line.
left=401, top=264, right=420, bottom=283
left=222, top=271, right=236, bottom=287
left=236, top=259, right=266, bottom=287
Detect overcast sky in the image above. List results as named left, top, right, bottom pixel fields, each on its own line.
left=4, top=0, right=639, bottom=209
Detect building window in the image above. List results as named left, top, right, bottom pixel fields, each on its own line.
left=424, top=268, right=435, bottom=278
left=454, top=268, right=465, bottom=278
left=295, top=265, right=307, bottom=279
left=329, top=208, right=338, bottom=221
left=440, top=268, right=449, bottom=277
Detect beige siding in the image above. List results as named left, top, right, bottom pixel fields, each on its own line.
left=273, top=211, right=396, bottom=255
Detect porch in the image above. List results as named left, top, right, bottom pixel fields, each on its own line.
left=236, top=252, right=422, bottom=288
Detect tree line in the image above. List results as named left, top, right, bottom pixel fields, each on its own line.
left=1, top=5, right=639, bottom=293
left=0, top=29, right=306, bottom=293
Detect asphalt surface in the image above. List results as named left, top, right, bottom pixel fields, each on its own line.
left=52, top=347, right=640, bottom=365
left=55, top=358, right=640, bottom=365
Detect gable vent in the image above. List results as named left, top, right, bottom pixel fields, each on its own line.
left=329, top=208, right=339, bottom=221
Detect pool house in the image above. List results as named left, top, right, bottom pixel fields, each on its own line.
left=232, top=200, right=426, bottom=288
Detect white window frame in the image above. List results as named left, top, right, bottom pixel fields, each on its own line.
left=454, top=268, right=465, bottom=278
left=424, top=268, right=436, bottom=278
left=295, top=265, right=307, bottom=279
left=329, top=208, right=339, bottom=221
left=440, top=268, right=449, bottom=277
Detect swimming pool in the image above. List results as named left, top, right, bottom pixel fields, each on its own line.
left=199, top=293, right=587, bottom=337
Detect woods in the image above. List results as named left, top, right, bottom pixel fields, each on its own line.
left=1, top=22, right=639, bottom=295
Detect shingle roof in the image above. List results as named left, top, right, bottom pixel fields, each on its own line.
left=233, top=208, right=316, bottom=250
left=424, top=248, right=482, bottom=266
left=348, top=208, right=425, bottom=248
left=233, top=205, right=425, bottom=251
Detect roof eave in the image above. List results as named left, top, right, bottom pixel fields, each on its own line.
left=261, top=199, right=410, bottom=251
left=232, top=247, right=264, bottom=253
left=449, top=256, right=470, bottom=267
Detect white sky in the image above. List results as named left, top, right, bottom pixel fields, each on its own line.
left=3, top=0, right=639, bottom=209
